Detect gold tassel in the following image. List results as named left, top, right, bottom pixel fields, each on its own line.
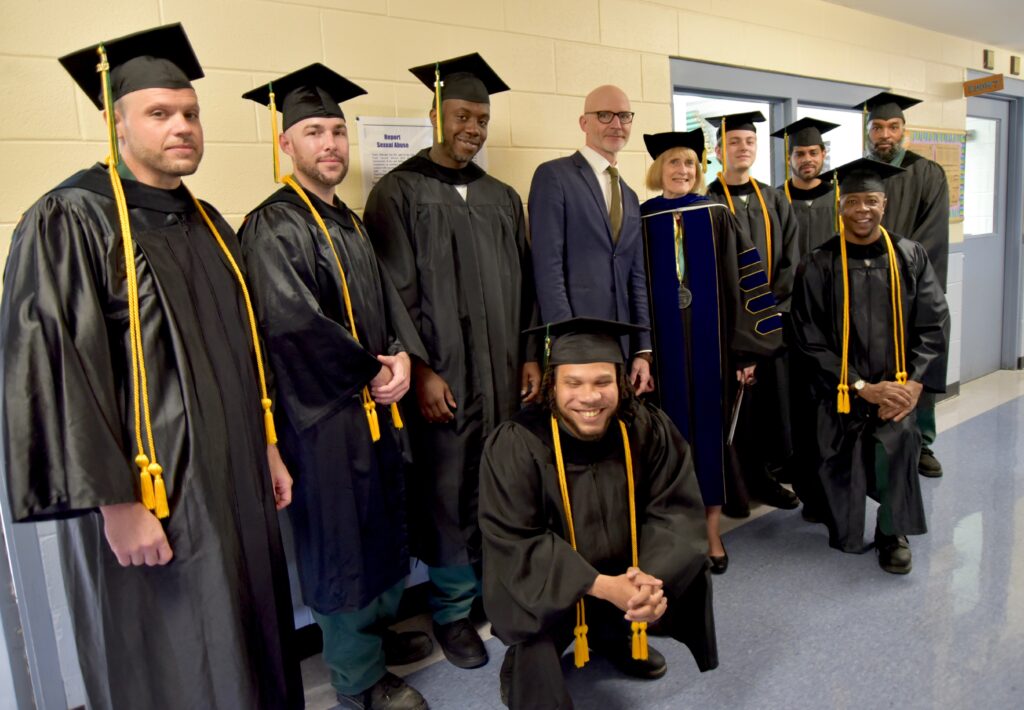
left=390, top=402, right=404, bottom=430
left=136, top=454, right=155, bottom=511
left=573, top=620, right=590, bottom=668
left=363, top=393, right=381, bottom=442
left=434, top=64, right=443, bottom=144
left=150, top=463, right=169, bottom=519
left=784, top=132, right=790, bottom=182
left=836, top=384, right=850, bottom=414
left=631, top=621, right=649, bottom=661
left=262, top=398, right=278, bottom=445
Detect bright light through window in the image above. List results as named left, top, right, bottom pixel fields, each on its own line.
left=673, top=94, right=772, bottom=185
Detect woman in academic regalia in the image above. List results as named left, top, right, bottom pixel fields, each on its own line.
left=640, top=130, right=783, bottom=574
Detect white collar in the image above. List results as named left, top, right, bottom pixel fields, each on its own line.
left=579, top=144, right=615, bottom=174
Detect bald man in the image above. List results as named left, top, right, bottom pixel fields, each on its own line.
left=529, top=85, right=654, bottom=393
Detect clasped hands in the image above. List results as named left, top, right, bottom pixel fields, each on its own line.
left=857, top=379, right=923, bottom=422
left=588, top=566, right=668, bottom=624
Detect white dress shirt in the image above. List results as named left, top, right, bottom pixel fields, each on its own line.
left=579, top=144, right=616, bottom=210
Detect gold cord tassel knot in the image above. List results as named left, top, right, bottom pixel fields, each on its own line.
left=390, top=402, right=404, bottom=430
left=149, top=462, right=169, bottom=519
left=573, top=607, right=590, bottom=669
left=363, top=392, right=381, bottom=442
left=262, top=397, right=278, bottom=445
left=136, top=454, right=156, bottom=511
left=631, top=621, right=649, bottom=661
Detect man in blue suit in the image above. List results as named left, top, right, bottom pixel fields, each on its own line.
left=529, top=84, right=654, bottom=393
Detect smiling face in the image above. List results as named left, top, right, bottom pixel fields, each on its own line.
left=281, top=116, right=350, bottom=191
left=115, top=87, right=204, bottom=189
left=431, top=98, right=488, bottom=168
left=553, top=362, right=620, bottom=441
left=716, top=129, right=757, bottom=176
left=660, top=147, right=700, bottom=199
left=840, top=190, right=886, bottom=242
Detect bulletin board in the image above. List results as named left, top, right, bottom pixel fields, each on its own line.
left=905, top=126, right=967, bottom=223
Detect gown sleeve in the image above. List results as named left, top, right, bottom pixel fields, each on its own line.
left=910, top=162, right=950, bottom=288
left=771, top=190, right=802, bottom=312
left=480, top=421, right=599, bottom=643
left=905, top=244, right=950, bottom=392
left=1, top=196, right=137, bottom=520
left=240, top=205, right=382, bottom=433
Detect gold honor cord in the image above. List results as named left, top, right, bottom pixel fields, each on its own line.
left=833, top=178, right=841, bottom=233
left=188, top=195, right=278, bottom=446
left=98, top=45, right=166, bottom=517
left=749, top=179, right=773, bottom=283
left=264, top=100, right=403, bottom=441
left=836, top=223, right=908, bottom=413
left=549, top=415, right=648, bottom=668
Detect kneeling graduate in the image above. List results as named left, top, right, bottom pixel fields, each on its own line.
left=480, top=317, right=718, bottom=709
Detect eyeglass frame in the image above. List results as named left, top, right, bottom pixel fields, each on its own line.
left=584, top=110, right=636, bottom=125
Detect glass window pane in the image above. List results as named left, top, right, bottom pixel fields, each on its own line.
left=796, top=105, right=864, bottom=172
left=964, top=116, right=997, bottom=236
left=672, top=94, right=772, bottom=185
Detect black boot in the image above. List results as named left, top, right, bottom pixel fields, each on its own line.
left=591, top=635, right=668, bottom=680
left=919, top=446, right=943, bottom=478
left=383, top=630, right=434, bottom=666
left=875, top=528, right=912, bottom=574
left=433, top=618, right=488, bottom=669
left=337, top=672, right=429, bottom=710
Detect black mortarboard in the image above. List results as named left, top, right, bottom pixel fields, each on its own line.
left=821, top=157, right=905, bottom=195
left=408, top=53, right=509, bottom=104
left=524, top=318, right=648, bottom=366
left=59, top=24, right=203, bottom=110
left=854, top=91, right=922, bottom=122
left=706, top=110, right=765, bottom=140
left=643, top=129, right=707, bottom=162
left=771, top=117, right=839, bottom=150
left=243, top=63, right=367, bottom=131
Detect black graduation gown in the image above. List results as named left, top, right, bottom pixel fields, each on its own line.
left=640, top=194, right=782, bottom=507
left=707, top=178, right=801, bottom=481
left=364, top=150, right=539, bottom=567
left=239, top=187, right=427, bottom=614
left=0, top=165, right=303, bottom=709
left=782, top=179, right=837, bottom=254
left=791, top=233, right=949, bottom=552
left=878, top=150, right=950, bottom=289
left=480, top=403, right=717, bottom=708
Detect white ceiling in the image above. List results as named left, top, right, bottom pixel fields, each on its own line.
left=821, top=0, right=1024, bottom=53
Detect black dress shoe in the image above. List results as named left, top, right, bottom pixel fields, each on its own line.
left=709, top=552, right=729, bottom=575
left=875, top=529, right=912, bottom=574
left=753, top=480, right=800, bottom=510
left=722, top=501, right=750, bottom=518
left=919, top=447, right=943, bottom=478
left=432, top=618, right=488, bottom=669
left=383, top=630, right=434, bottom=666
left=337, top=672, right=429, bottom=710
left=801, top=505, right=824, bottom=524
left=592, top=636, right=667, bottom=679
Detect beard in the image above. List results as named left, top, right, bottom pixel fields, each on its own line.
left=869, top=140, right=899, bottom=162
left=294, top=152, right=348, bottom=189
left=123, top=134, right=202, bottom=179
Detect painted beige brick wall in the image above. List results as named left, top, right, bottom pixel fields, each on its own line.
left=1, top=0, right=1019, bottom=261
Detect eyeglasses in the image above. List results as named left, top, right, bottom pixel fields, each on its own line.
left=585, top=111, right=635, bottom=125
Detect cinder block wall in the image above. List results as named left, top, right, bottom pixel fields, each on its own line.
left=0, top=0, right=1017, bottom=255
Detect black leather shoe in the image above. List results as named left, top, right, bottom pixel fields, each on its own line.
left=592, top=636, right=667, bottom=679
left=801, top=505, right=824, bottom=524
left=875, top=530, right=912, bottom=574
left=337, top=672, right=429, bottom=710
left=919, top=447, right=943, bottom=478
left=383, top=630, right=434, bottom=666
left=722, top=501, right=750, bottom=518
left=753, top=480, right=800, bottom=510
left=709, top=550, right=729, bottom=575
left=432, top=618, right=488, bottom=669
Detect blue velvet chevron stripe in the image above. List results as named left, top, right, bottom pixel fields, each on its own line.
left=755, top=313, right=784, bottom=334
left=739, top=270, right=769, bottom=292
left=737, top=247, right=760, bottom=269
left=744, top=292, right=776, bottom=314
left=641, top=195, right=727, bottom=506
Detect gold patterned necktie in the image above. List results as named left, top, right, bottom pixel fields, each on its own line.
left=607, top=165, right=622, bottom=244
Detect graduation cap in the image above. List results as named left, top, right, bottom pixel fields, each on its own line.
left=410, top=53, right=509, bottom=144
left=771, top=117, right=839, bottom=150
left=705, top=110, right=765, bottom=140
left=243, top=63, right=367, bottom=131
left=821, top=157, right=905, bottom=195
left=643, top=129, right=707, bottom=162
left=59, top=23, right=203, bottom=110
left=854, top=91, right=922, bottom=122
left=524, top=317, right=648, bottom=366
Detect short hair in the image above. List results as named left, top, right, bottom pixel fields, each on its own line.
left=645, top=146, right=706, bottom=195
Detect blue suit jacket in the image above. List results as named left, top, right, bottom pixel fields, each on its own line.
left=528, top=151, right=651, bottom=354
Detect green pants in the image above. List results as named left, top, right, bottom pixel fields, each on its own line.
left=313, top=580, right=405, bottom=696
left=916, top=403, right=936, bottom=447
left=428, top=564, right=481, bottom=625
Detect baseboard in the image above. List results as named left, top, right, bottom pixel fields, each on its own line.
left=937, top=382, right=960, bottom=401
left=1018, top=356, right=1023, bottom=370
